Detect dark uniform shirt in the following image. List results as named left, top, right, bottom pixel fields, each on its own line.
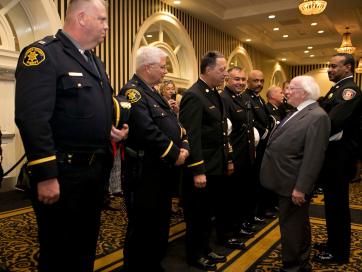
left=15, top=29, right=113, bottom=182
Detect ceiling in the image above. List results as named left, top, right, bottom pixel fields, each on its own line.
left=162, top=0, right=362, bottom=65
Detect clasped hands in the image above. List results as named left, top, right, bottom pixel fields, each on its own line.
left=175, top=148, right=189, bottom=166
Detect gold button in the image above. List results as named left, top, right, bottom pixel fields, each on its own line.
left=28, top=171, right=31, bottom=174
left=68, top=154, right=73, bottom=158
left=154, top=105, right=157, bottom=107
left=224, top=144, right=226, bottom=146
left=68, top=159, right=72, bottom=163
left=78, top=83, right=81, bottom=87
left=248, top=140, right=251, bottom=143
left=161, top=113, right=164, bottom=116
left=222, top=121, right=224, bottom=123
left=247, top=130, right=250, bottom=133
left=223, top=133, right=226, bottom=135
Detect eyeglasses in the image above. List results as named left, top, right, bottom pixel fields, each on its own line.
left=163, top=80, right=173, bottom=84
left=286, top=86, right=303, bottom=91
left=149, top=63, right=167, bottom=70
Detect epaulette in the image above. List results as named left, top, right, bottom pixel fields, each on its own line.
left=35, top=35, right=58, bottom=47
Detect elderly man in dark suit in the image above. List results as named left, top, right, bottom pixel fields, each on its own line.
left=313, top=53, right=362, bottom=264
left=261, top=76, right=331, bottom=272
left=266, top=85, right=285, bottom=121
left=180, top=51, right=245, bottom=271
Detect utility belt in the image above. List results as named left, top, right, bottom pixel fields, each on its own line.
left=56, top=152, right=101, bottom=165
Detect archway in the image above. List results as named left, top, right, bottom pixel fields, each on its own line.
left=227, top=47, right=253, bottom=76
left=270, top=64, right=287, bottom=88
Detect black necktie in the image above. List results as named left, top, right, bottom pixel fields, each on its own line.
left=84, top=50, right=98, bottom=76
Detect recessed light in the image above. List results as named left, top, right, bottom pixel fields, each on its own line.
left=304, top=51, right=309, bottom=53
left=308, top=46, right=313, bottom=49
left=274, top=28, right=279, bottom=31
left=231, top=63, right=234, bottom=65
left=283, top=35, right=288, bottom=38
left=246, top=39, right=251, bottom=42
left=311, top=23, right=317, bottom=26
left=269, top=15, right=275, bottom=18
left=318, top=30, right=324, bottom=33
left=174, top=1, right=181, bottom=4
left=146, top=35, right=152, bottom=37
left=310, top=55, right=314, bottom=57
left=282, top=59, right=286, bottom=61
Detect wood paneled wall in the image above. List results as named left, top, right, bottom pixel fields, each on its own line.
left=290, top=62, right=362, bottom=88
left=53, top=0, right=246, bottom=92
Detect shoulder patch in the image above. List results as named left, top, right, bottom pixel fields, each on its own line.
left=125, top=89, right=141, bottom=103
left=23, top=47, right=45, bottom=66
left=342, top=89, right=356, bottom=101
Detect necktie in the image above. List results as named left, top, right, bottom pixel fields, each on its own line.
left=270, top=107, right=298, bottom=139
left=84, top=50, right=99, bottom=76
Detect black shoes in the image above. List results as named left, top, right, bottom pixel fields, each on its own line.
left=261, top=212, right=276, bottom=219
left=313, top=252, right=349, bottom=264
left=315, top=188, right=324, bottom=194
left=207, top=251, right=226, bottom=263
left=220, top=238, right=246, bottom=250
left=235, top=229, right=255, bottom=238
left=189, top=258, right=217, bottom=271
left=350, top=177, right=361, bottom=183
left=252, top=216, right=266, bottom=224
left=314, top=242, right=330, bottom=251
left=241, top=222, right=256, bottom=232
left=171, top=209, right=182, bottom=217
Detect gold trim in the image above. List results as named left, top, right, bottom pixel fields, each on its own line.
left=183, top=140, right=189, bottom=144
left=28, top=155, right=56, bottom=166
left=112, top=97, right=120, bottom=127
left=160, top=141, right=173, bottom=158
left=187, top=160, right=204, bottom=168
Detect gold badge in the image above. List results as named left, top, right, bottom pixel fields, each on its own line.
left=120, top=102, right=131, bottom=109
left=23, top=47, right=45, bottom=66
left=232, top=95, right=235, bottom=98
left=125, top=89, right=141, bottom=103
left=206, top=89, right=209, bottom=93
left=328, top=93, right=333, bottom=99
left=336, top=86, right=339, bottom=89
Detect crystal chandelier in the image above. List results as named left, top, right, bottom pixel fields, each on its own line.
left=299, top=0, right=327, bottom=15
left=356, top=58, right=362, bottom=74
left=336, top=28, right=356, bottom=54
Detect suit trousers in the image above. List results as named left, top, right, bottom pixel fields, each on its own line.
left=319, top=167, right=351, bottom=260
left=122, top=156, right=174, bottom=271
left=30, top=158, right=104, bottom=272
left=184, top=174, right=233, bottom=260
left=278, top=195, right=312, bottom=272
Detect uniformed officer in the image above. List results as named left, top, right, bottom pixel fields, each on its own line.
left=180, top=51, right=245, bottom=271
left=14, top=1, right=128, bottom=271
left=243, top=70, right=276, bottom=221
left=220, top=67, right=255, bottom=238
left=313, top=53, right=362, bottom=264
left=266, top=85, right=285, bottom=121
left=120, top=46, right=190, bottom=272
left=279, top=80, right=294, bottom=118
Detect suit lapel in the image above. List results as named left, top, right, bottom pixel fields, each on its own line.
left=225, top=86, right=245, bottom=110
left=198, top=78, right=222, bottom=111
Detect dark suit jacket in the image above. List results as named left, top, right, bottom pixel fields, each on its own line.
left=179, top=78, right=230, bottom=176
left=320, top=77, right=362, bottom=177
left=260, top=102, right=330, bottom=197
left=266, top=102, right=283, bottom=121
left=220, top=86, right=255, bottom=167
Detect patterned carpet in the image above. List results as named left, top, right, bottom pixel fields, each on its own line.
left=0, top=182, right=361, bottom=271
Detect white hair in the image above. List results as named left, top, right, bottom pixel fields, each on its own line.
left=294, top=76, right=320, bottom=101
left=136, top=46, right=167, bottom=71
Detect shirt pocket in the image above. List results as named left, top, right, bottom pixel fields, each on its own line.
left=149, top=106, right=175, bottom=138
left=62, top=76, right=95, bottom=119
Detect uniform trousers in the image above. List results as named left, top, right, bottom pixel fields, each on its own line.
left=184, top=174, right=233, bottom=260
left=319, top=167, right=351, bottom=260
left=278, top=195, right=312, bottom=272
left=122, top=156, right=174, bottom=271
left=30, top=158, right=105, bottom=272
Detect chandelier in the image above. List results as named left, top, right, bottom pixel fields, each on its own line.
left=299, top=0, right=327, bottom=15
left=356, top=58, right=362, bottom=74
left=336, top=28, right=356, bottom=54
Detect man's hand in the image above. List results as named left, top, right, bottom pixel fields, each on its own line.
left=110, top=124, right=129, bottom=142
left=194, top=174, right=207, bottom=188
left=292, top=189, right=306, bottom=206
left=226, top=161, right=234, bottom=176
left=174, top=151, right=186, bottom=166
left=180, top=148, right=189, bottom=159
left=37, top=178, right=60, bottom=205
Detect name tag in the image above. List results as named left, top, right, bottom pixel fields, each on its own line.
left=209, top=106, right=215, bottom=109
left=68, top=72, right=83, bottom=77
left=237, top=110, right=243, bottom=112
left=255, top=106, right=259, bottom=109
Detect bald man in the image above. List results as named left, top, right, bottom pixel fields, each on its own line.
left=15, top=1, right=128, bottom=271
left=266, top=86, right=285, bottom=121
left=243, top=70, right=276, bottom=223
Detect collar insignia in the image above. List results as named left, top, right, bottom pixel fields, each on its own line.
left=328, top=93, right=333, bottom=99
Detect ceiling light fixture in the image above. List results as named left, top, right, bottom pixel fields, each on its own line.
left=304, top=51, right=309, bottom=53
left=299, top=0, right=327, bottom=15
left=283, top=35, right=288, bottom=38
left=231, top=63, right=234, bottom=65
left=336, top=27, right=356, bottom=54
left=318, top=30, right=324, bottom=33
left=274, top=28, right=279, bottom=31
left=269, top=15, right=275, bottom=18
left=308, top=46, right=313, bottom=49
left=356, top=57, right=362, bottom=73
left=310, top=55, right=314, bottom=57
left=311, top=23, right=317, bottom=26
left=174, top=1, right=181, bottom=4
left=246, top=39, right=251, bottom=42
left=282, top=59, right=286, bottom=61
left=146, top=35, right=152, bottom=37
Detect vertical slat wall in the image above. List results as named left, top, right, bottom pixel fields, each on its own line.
left=54, top=0, right=254, bottom=91
left=290, top=62, right=362, bottom=88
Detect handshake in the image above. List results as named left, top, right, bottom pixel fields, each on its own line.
left=175, top=148, right=190, bottom=166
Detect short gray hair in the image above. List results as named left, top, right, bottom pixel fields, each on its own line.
left=136, top=46, right=167, bottom=71
left=294, top=76, right=320, bottom=101
left=65, top=0, right=108, bottom=21
left=266, top=85, right=279, bottom=99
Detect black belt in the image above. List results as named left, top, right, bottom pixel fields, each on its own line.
left=56, top=152, right=98, bottom=165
